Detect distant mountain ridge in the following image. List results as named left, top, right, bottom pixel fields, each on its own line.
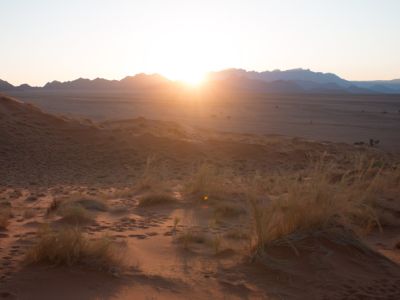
left=1, top=69, right=400, bottom=94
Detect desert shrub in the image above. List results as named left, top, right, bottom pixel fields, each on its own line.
left=138, top=193, right=177, bottom=207
left=26, top=226, right=123, bottom=270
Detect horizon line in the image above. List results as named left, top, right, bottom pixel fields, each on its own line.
left=2, top=67, right=400, bottom=88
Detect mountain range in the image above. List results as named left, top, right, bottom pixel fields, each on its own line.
left=1, top=69, right=400, bottom=94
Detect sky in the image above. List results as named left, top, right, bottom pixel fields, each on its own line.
left=1, top=0, right=400, bottom=86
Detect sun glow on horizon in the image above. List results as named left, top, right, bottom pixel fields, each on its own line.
left=162, top=69, right=207, bottom=86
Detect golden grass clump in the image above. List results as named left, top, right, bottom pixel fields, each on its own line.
left=26, top=226, right=123, bottom=270
left=138, top=192, right=177, bottom=207
left=183, top=163, right=237, bottom=201
left=247, top=155, right=399, bottom=250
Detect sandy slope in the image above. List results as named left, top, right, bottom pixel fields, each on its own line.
left=1, top=94, right=400, bottom=299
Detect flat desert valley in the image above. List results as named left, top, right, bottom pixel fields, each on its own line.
left=7, top=90, right=400, bottom=151
left=1, top=91, right=400, bottom=300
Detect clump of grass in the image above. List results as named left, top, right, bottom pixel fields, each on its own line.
left=0, top=208, right=12, bottom=229
left=59, top=204, right=93, bottom=225
left=47, top=195, right=108, bottom=222
left=247, top=155, right=397, bottom=253
left=25, top=226, right=123, bottom=270
left=138, top=193, right=177, bottom=207
left=183, top=163, right=232, bottom=201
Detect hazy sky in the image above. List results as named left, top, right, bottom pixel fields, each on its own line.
left=1, top=0, right=400, bottom=86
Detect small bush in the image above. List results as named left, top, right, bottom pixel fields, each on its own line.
left=138, top=193, right=177, bottom=207
left=26, top=226, right=123, bottom=270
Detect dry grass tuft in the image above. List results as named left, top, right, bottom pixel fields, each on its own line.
left=183, top=163, right=238, bottom=201
left=247, top=155, right=400, bottom=252
left=183, top=164, right=220, bottom=198
left=138, top=193, right=177, bottom=207
left=59, top=204, right=93, bottom=225
left=26, top=226, right=124, bottom=270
